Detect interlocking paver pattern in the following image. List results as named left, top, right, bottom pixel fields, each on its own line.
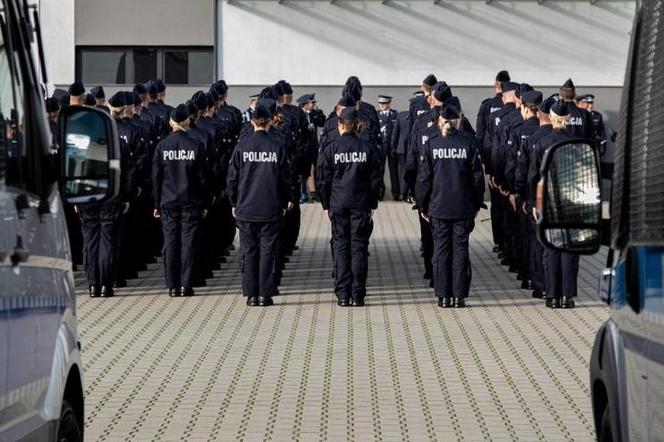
left=77, top=202, right=608, bottom=441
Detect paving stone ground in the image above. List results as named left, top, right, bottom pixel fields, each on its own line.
left=76, top=202, right=608, bottom=442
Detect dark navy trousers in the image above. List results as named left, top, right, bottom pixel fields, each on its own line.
left=80, top=203, right=120, bottom=288
left=161, top=205, right=201, bottom=289
left=431, top=218, right=474, bottom=300
left=331, top=209, right=372, bottom=301
left=543, top=249, right=579, bottom=299
left=238, top=220, right=281, bottom=298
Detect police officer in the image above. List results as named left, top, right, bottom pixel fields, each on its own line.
left=390, top=104, right=411, bottom=201
left=227, top=98, right=294, bottom=307
left=408, top=74, right=437, bottom=138
left=298, top=93, right=325, bottom=202
left=577, top=93, right=607, bottom=150
left=506, top=89, right=542, bottom=291
left=318, top=107, right=383, bottom=307
left=416, top=105, right=484, bottom=308
left=529, top=100, right=578, bottom=309
left=90, top=86, right=109, bottom=113
left=79, top=91, right=137, bottom=297
left=377, top=95, right=400, bottom=200
left=45, top=97, right=60, bottom=149
left=83, top=94, right=96, bottom=106
left=522, top=94, right=557, bottom=298
left=243, top=94, right=259, bottom=123
left=152, top=104, right=209, bottom=297
left=559, top=79, right=593, bottom=139
left=68, top=81, right=85, bottom=106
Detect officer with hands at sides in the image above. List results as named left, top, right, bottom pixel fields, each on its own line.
left=318, top=107, right=383, bottom=307
left=152, top=104, right=209, bottom=297
left=227, top=98, right=294, bottom=307
left=416, top=105, right=485, bottom=308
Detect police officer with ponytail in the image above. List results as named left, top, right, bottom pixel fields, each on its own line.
left=227, top=98, right=294, bottom=307
left=152, top=104, right=209, bottom=297
left=318, top=107, right=383, bottom=307
left=416, top=105, right=484, bottom=308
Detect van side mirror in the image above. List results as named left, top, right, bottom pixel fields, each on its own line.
left=536, top=139, right=601, bottom=255
left=59, top=106, right=121, bottom=205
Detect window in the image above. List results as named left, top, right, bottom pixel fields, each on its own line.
left=76, top=47, right=213, bottom=86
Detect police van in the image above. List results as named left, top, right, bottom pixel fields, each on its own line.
left=536, top=1, right=664, bottom=440
left=0, top=0, right=121, bottom=440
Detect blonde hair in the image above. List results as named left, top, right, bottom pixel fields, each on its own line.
left=109, top=105, right=125, bottom=119
left=169, top=118, right=190, bottom=132
left=438, top=117, right=459, bottom=137
left=550, top=112, right=569, bottom=130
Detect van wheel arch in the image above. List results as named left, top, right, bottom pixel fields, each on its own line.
left=62, top=364, right=84, bottom=435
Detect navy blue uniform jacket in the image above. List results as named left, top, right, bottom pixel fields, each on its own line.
left=318, top=132, right=383, bottom=212
left=416, top=130, right=485, bottom=220
left=152, top=131, right=208, bottom=208
left=226, top=130, right=292, bottom=223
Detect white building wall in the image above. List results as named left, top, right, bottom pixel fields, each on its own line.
left=39, top=0, right=75, bottom=91
left=219, top=0, right=635, bottom=86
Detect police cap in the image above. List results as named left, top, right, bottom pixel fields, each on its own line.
left=439, top=104, right=460, bottom=120
left=539, top=94, right=559, bottom=113
left=185, top=100, right=198, bottom=117
left=520, top=90, right=543, bottom=106
left=338, top=94, right=356, bottom=107
left=550, top=100, right=570, bottom=117
left=432, top=81, right=452, bottom=103
left=496, top=70, right=510, bottom=82
left=68, top=81, right=85, bottom=97
left=191, top=90, right=209, bottom=110
left=155, top=79, right=166, bottom=93
left=83, top=94, right=96, bottom=106
left=422, top=74, right=437, bottom=87
left=515, top=83, right=533, bottom=99
left=45, top=97, right=60, bottom=113
left=578, top=93, right=595, bottom=103
left=90, top=85, right=105, bottom=99
left=296, top=94, right=314, bottom=106
left=501, top=81, right=519, bottom=93
left=170, top=104, right=190, bottom=123
left=255, top=98, right=276, bottom=120
left=377, top=95, right=392, bottom=103
left=123, top=91, right=136, bottom=107
left=339, top=107, right=358, bottom=121
left=134, top=83, right=148, bottom=95
left=108, top=91, right=127, bottom=108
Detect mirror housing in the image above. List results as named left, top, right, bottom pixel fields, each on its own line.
left=536, top=139, right=602, bottom=255
left=59, top=105, right=121, bottom=205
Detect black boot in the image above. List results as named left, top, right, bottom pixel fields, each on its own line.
left=545, top=298, right=561, bottom=309
left=258, top=296, right=273, bottom=307
left=168, top=287, right=181, bottom=297
left=246, top=296, right=259, bottom=306
left=101, top=285, right=114, bottom=298
left=181, top=287, right=195, bottom=297
left=437, top=298, right=452, bottom=308
left=454, top=297, right=466, bottom=308
left=562, top=296, right=575, bottom=309
left=89, top=285, right=100, bottom=298
left=352, top=298, right=365, bottom=307
left=337, top=298, right=350, bottom=307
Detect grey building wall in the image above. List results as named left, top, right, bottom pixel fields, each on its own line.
left=75, top=0, right=214, bottom=46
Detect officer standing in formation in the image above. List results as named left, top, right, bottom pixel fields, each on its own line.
left=415, top=104, right=485, bottom=308
left=227, top=98, right=294, bottom=307
left=376, top=95, right=400, bottom=200
left=297, top=93, right=326, bottom=202
left=152, top=104, right=209, bottom=297
left=318, top=106, right=383, bottom=307
left=482, top=78, right=593, bottom=309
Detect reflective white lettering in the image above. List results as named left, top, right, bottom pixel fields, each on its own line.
left=432, top=148, right=468, bottom=160
left=163, top=149, right=195, bottom=161
left=334, top=152, right=367, bottom=164
left=243, top=152, right=278, bottom=162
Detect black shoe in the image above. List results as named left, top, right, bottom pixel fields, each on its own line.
left=545, top=298, right=561, bottom=309
left=429, top=279, right=434, bottom=288
left=181, top=287, right=195, bottom=297
left=352, top=299, right=365, bottom=307
left=500, top=259, right=511, bottom=266
left=89, top=285, right=100, bottom=298
left=438, top=298, right=452, bottom=308
left=168, top=287, right=181, bottom=297
left=521, top=280, right=533, bottom=290
left=508, top=265, right=518, bottom=273
left=492, top=246, right=500, bottom=253
left=423, top=271, right=432, bottom=280
left=454, top=297, right=466, bottom=308
left=101, top=285, right=114, bottom=298
left=531, top=290, right=544, bottom=299
left=246, top=296, right=259, bottom=306
left=516, top=272, right=523, bottom=281
left=562, top=296, right=575, bottom=309
left=293, top=245, right=299, bottom=251
left=337, top=298, right=350, bottom=307
left=258, top=296, right=273, bottom=307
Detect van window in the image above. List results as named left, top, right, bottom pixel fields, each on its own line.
left=612, top=1, right=664, bottom=246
